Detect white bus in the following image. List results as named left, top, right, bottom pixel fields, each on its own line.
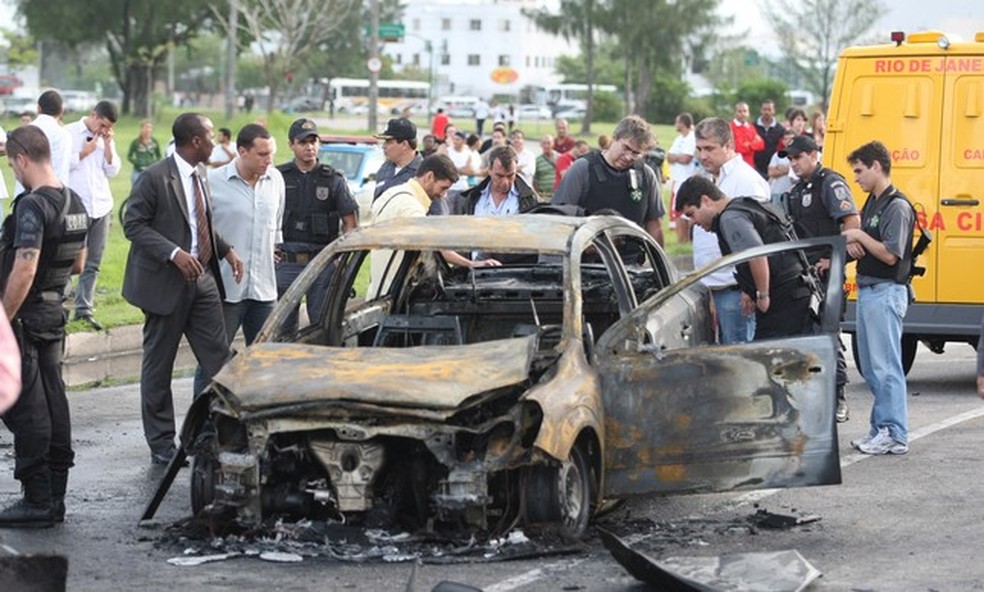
left=522, top=83, right=618, bottom=112
left=328, top=78, right=430, bottom=114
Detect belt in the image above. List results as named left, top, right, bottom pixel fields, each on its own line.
left=708, top=284, right=740, bottom=292
left=281, top=251, right=321, bottom=264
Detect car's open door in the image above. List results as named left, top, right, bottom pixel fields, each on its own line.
left=594, top=237, right=845, bottom=498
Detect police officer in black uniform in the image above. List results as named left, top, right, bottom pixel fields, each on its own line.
left=0, top=126, right=88, bottom=528
left=276, top=119, right=358, bottom=330
left=675, top=175, right=815, bottom=340
left=781, top=134, right=860, bottom=422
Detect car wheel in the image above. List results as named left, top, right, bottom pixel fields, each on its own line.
left=190, top=430, right=218, bottom=516
left=851, top=333, right=918, bottom=377
left=524, top=442, right=593, bottom=536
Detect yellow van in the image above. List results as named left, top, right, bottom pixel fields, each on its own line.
left=825, top=30, right=984, bottom=374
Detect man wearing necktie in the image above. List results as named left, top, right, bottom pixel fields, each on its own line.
left=122, top=113, right=244, bottom=465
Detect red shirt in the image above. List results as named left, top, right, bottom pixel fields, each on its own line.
left=554, top=151, right=577, bottom=189
left=730, top=119, right=764, bottom=167
left=431, top=113, right=450, bottom=141
left=554, top=135, right=575, bottom=154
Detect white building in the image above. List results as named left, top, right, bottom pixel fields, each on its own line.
left=384, top=0, right=577, bottom=100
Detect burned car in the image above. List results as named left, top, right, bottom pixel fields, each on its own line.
left=179, top=215, right=844, bottom=536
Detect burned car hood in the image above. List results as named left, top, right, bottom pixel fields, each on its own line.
left=211, top=335, right=537, bottom=414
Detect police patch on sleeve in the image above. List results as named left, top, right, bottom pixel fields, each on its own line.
left=830, top=181, right=856, bottom=212
left=16, top=207, right=42, bottom=247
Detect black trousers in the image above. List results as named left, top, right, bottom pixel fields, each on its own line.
left=754, top=282, right=814, bottom=341
left=140, top=272, right=230, bottom=454
left=1, top=321, right=73, bottom=482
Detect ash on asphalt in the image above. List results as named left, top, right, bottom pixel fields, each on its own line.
left=147, top=503, right=823, bottom=567
left=148, top=515, right=587, bottom=565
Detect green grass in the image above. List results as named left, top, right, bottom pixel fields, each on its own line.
left=3, top=109, right=687, bottom=333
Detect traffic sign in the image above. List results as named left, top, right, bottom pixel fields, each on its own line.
left=365, top=23, right=405, bottom=41
left=367, top=57, right=383, bottom=73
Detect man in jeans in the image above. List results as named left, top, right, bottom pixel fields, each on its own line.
left=67, top=100, right=121, bottom=331
left=692, top=117, right=770, bottom=344
left=843, top=140, right=915, bottom=455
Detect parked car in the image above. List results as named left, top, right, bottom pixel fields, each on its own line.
left=516, top=104, right=553, bottom=121
left=1, top=96, right=36, bottom=118
left=317, top=136, right=385, bottom=222
left=282, top=96, right=324, bottom=113
left=553, top=105, right=587, bottom=120
left=180, top=215, right=845, bottom=537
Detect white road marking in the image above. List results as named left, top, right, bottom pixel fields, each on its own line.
left=487, top=404, right=984, bottom=591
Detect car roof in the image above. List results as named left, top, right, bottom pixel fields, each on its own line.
left=319, top=142, right=380, bottom=154
left=335, top=214, right=642, bottom=255
left=319, top=134, right=379, bottom=145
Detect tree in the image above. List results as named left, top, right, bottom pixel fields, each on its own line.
left=0, top=28, right=39, bottom=69
left=525, top=0, right=600, bottom=134
left=221, top=0, right=360, bottom=113
left=604, top=0, right=723, bottom=122
left=763, top=0, right=885, bottom=109
left=16, top=0, right=212, bottom=117
left=554, top=41, right=624, bottom=88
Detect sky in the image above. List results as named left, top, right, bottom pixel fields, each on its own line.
left=724, top=0, right=984, bottom=55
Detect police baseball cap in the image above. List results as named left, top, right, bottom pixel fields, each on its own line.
left=288, top=118, right=319, bottom=142
left=777, top=135, right=819, bottom=158
left=375, top=118, right=417, bottom=141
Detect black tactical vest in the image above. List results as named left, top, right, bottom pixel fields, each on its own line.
left=581, top=151, right=649, bottom=225
left=786, top=166, right=843, bottom=239
left=0, top=186, right=88, bottom=305
left=857, top=186, right=914, bottom=284
left=717, top=198, right=806, bottom=291
left=277, top=162, right=343, bottom=246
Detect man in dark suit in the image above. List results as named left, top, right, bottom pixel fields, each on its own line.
left=122, top=113, right=244, bottom=464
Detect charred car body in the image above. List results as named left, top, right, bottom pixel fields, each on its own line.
left=180, top=215, right=844, bottom=536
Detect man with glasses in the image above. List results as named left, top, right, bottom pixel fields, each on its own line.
left=372, top=118, right=423, bottom=201
left=551, top=115, right=665, bottom=246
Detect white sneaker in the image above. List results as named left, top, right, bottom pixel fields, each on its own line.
left=850, top=432, right=875, bottom=450
left=857, top=427, right=909, bottom=455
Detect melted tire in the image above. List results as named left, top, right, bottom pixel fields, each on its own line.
left=524, top=443, right=593, bottom=537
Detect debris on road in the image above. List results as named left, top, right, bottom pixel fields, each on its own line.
left=752, top=509, right=822, bottom=530
left=599, top=528, right=822, bottom=591
left=156, top=516, right=583, bottom=565
left=166, top=552, right=241, bottom=566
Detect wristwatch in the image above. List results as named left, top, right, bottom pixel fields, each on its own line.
left=756, top=290, right=769, bottom=300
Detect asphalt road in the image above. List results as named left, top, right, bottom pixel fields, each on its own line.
left=0, top=341, right=981, bottom=591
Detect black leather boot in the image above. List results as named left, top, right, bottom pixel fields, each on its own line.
left=50, top=470, right=68, bottom=523
left=0, top=472, right=54, bottom=528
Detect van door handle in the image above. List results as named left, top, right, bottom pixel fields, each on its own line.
left=941, top=198, right=980, bottom=206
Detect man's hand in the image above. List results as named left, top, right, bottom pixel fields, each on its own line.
left=814, top=258, right=831, bottom=274
left=80, top=134, right=99, bottom=159
left=172, top=250, right=205, bottom=281
left=740, top=292, right=757, bottom=316
left=226, top=249, right=245, bottom=283
left=470, top=258, right=502, bottom=268
left=842, top=228, right=867, bottom=260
